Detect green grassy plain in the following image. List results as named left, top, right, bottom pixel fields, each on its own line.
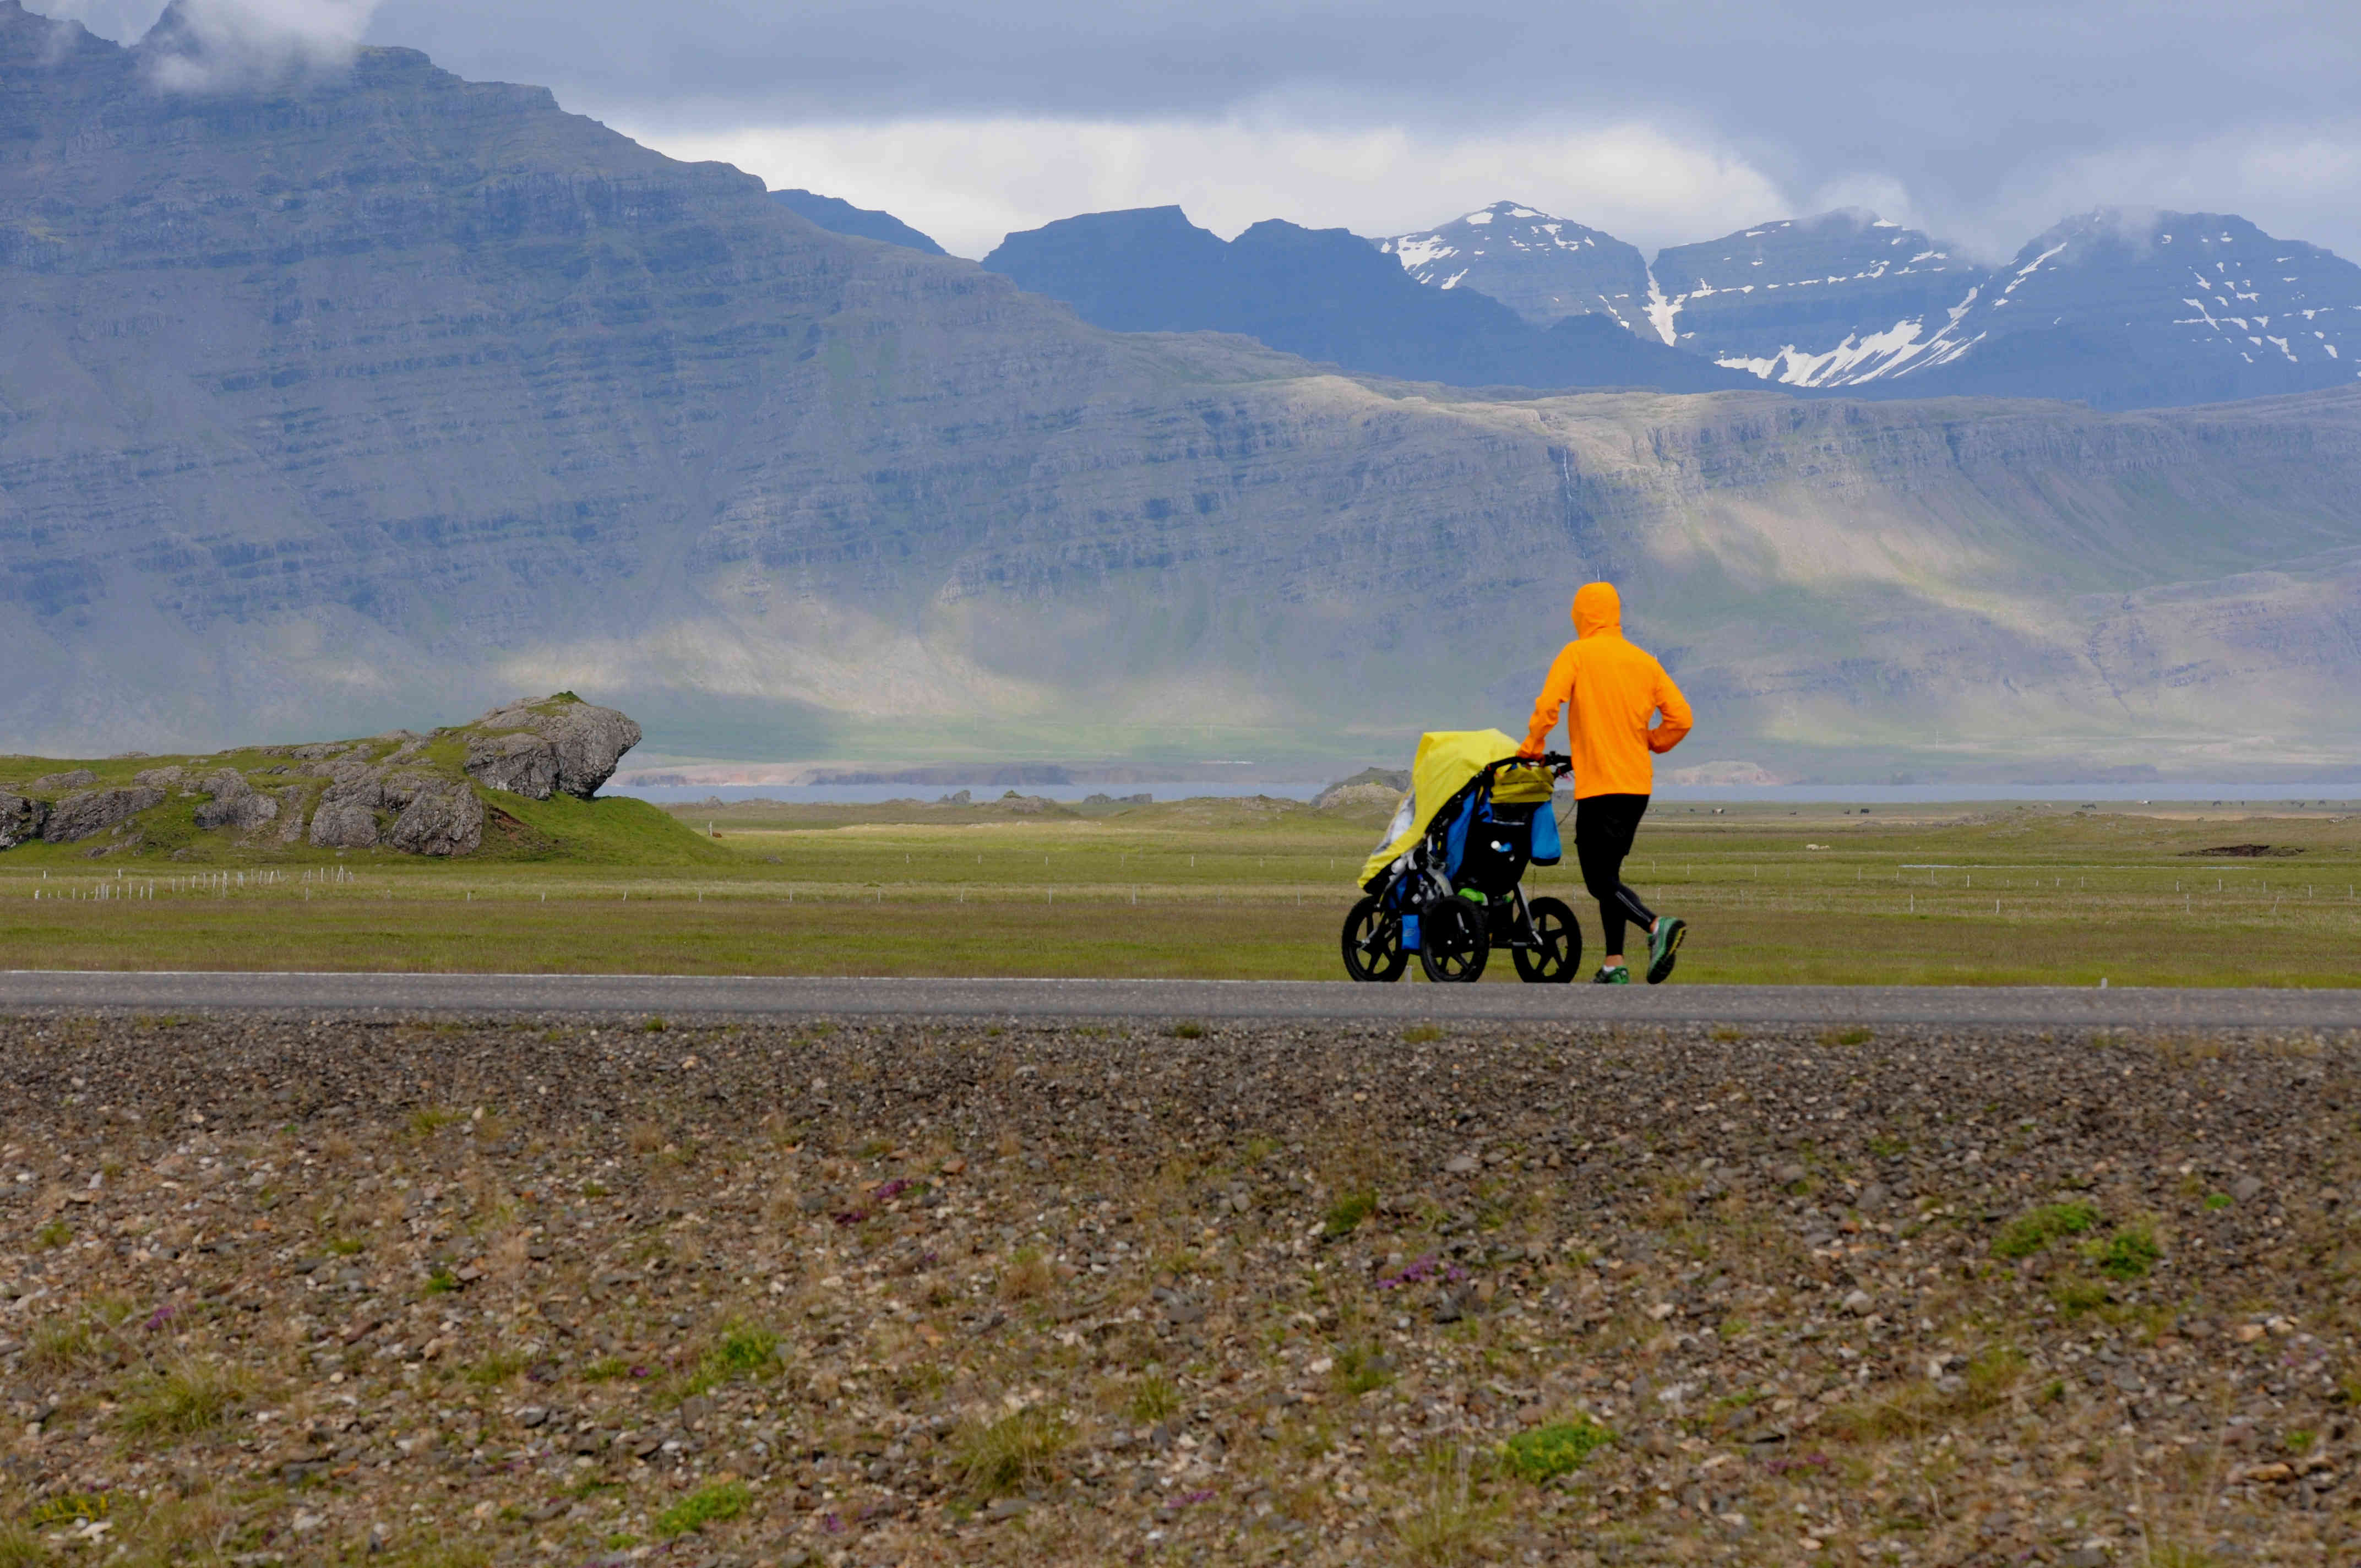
left=3, top=793, right=2358, bottom=984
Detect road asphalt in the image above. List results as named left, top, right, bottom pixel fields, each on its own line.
left=1, top=971, right=2357, bottom=1026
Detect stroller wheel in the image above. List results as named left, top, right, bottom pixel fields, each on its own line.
left=1340, top=895, right=1408, bottom=982
left=1417, top=896, right=1489, bottom=983
left=1513, top=895, right=1582, bottom=983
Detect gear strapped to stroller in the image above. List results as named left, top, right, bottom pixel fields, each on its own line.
left=1339, top=729, right=1582, bottom=984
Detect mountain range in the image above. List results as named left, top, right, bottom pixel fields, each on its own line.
left=4, top=0, right=2361, bottom=783
left=978, top=207, right=1756, bottom=395
left=953, top=194, right=2361, bottom=412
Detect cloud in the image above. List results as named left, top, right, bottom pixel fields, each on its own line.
left=139, top=0, right=380, bottom=92
left=625, top=111, right=1796, bottom=260
left=1977, top=123, right=2361, bottom=263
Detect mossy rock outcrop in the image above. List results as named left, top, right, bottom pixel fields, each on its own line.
left=0, top=695, right=645, bottom=861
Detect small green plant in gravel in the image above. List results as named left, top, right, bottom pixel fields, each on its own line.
left=1130, top=1373, right=1179, bottom=1425
left=1335, top=1344, right=1395, bottom=1395
left=2051, top=1280, right=2110, bottom=1314
left=1402, top=1024, right=1444, bottom=1044
left=2091, top=1224, right=2161, bottom=1280
left=120, top=1361, right=247, bottom=1436
left=1819, top=1026, right=1873, bottom=1047
left=1322, top=1189, right=1375, bottom=1239
left=954, top=1407, right=1070, bottom=1498
left=2204, top=1191, right=2234, bottom=1210
left=0, top=1523, right=46, bottom=1568
left=466, top=1350, right=529, bottom=1386
left=422, top=1266, right=460, bottom=1295
left=406, top=1107, right=460, bottom=1138
left=1500, top=1418, right=1612, bottom=1483
left=999, top=1247, right=1055, bottom=1302
left=34, top=1218, right=70, bottom=1249
left=1169, top=1021, right=1205, bottom=1039
left=325, top=1235, right=365, bottom=1256
left=715, top=1326, right=780, bottom=1373
left=27, top=1315, right=99, bottom=1372
left=653, top=1480, right=747, bottom=1537
left=1393, top=1445, right=1499, bottom=1567
left=1993, top=1202, right=2099, bottom=1259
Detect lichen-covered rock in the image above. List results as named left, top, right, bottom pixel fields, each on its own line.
left=387, top=780, right=485, bottom=857
left=134, top=765, right=186, bottom=791
left=468, top=695, right=640, bottom=799
left=307, top=774, right=384, bottom=848
left=463, top=732, right=560, bottom=799
left=0, top=792, right=47, bottom=848
left=42, top=786, right=165, bottom=843
left=273, top=786, right=308, bottom=843
left=31, top=769, right=95, bottom=791
left=191, top=771, right=279, bottom=832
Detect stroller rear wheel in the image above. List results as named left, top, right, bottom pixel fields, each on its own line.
left=1512, top=895, right=1581, bottom=983
left=1417, top=896, right=1489, bottom=983
left=1340, top=895, right=1408, bottom=982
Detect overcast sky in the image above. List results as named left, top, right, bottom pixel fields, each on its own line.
left=46, top=0, right=2361, bottom=263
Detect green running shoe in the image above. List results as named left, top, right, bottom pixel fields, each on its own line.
left=1646, top=917, right=1687, bottom=984
left=1592, top=964, right=1631, bottom=985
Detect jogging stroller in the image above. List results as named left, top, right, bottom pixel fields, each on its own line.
left=1339, top=729, right=1582, bottom=983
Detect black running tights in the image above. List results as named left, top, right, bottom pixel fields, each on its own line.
left=1575, top=793, right=1656, bottom=959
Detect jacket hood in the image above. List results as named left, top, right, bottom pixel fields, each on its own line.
left=1572, top=581, right=1622, bottom=639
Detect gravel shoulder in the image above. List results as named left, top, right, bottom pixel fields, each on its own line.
left=0, top=1013, right=2355, bottom=1566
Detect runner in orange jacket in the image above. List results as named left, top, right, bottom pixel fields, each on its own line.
left=1519, top=581, right=1693, bottom=983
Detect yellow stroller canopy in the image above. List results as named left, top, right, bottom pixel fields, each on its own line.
left=1357, top=729, right=1558, bottom=888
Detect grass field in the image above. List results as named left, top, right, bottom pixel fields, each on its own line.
left=3, top=793, right=2358, bottom=984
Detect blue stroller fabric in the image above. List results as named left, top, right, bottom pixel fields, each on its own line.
left=1530, top=803, right=1562, bottom=865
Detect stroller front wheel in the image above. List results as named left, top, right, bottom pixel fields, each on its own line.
left=1340, top=895, right=1407, bottom=982
left=1417, top=896, right=1489, bottom=983
left=1513, top=895, right=1582, bottom=983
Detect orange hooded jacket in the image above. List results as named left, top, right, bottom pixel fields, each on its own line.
left=1519, top=582, right=1693, bottom=798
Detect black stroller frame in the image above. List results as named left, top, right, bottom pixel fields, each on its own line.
left=1340, top=753, right=1584, bottom=984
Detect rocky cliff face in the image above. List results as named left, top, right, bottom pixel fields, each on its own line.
left=3, top=4, right=2360, bottom=780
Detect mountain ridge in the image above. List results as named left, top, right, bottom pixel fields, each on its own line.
left=1363, top=197, right=2361, bottom=411
left=980, top=206, right=1762, bottom=396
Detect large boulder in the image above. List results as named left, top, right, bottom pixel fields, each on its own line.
left=308, top=772, right=384, bottom=848
left=0, top=792, right=46, bottom=848
left=42, top=786, right=164, bottom=843
left=463, top=732, right=560, bottom=799
left=466, top=695, right=640, bottom=799
left=30, top=768, right=94, bottom=791
left=387, top=780, right=485, bottom=857
left=192, top=770, right=279, bottom=832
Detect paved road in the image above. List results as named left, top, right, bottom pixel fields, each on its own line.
left=2, top=971, right=2357, bottom=1027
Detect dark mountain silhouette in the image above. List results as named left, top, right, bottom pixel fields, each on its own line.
left=981, top=206, right=1762, bottom=394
